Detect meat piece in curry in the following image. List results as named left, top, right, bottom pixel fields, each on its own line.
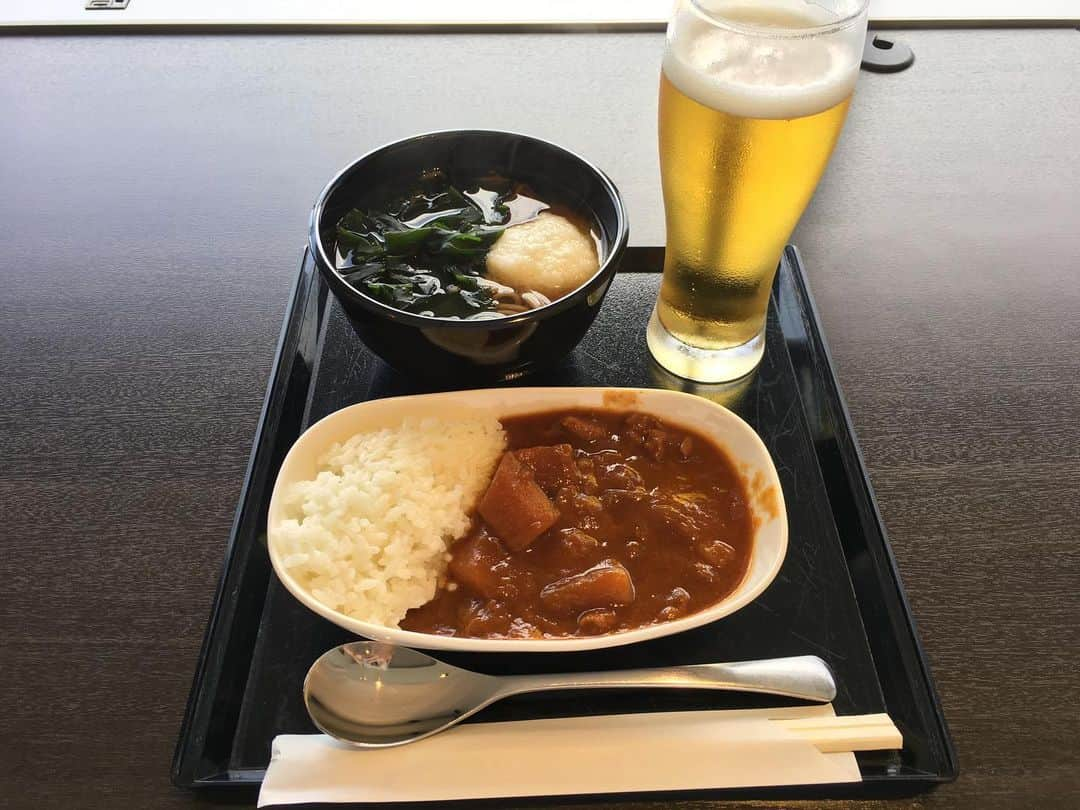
left=400, top=408, right=755, bottom=639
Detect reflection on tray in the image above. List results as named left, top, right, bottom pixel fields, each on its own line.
left=649, top=358, right=757, bottom=410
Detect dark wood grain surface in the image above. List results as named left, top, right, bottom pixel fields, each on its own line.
left=1, top=28, right=1078, bottom=810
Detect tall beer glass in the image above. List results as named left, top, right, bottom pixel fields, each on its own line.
left=648, top=0, right=869, bottom=381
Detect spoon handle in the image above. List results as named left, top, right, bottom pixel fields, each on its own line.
left=497, top=655, right=836, bottom=703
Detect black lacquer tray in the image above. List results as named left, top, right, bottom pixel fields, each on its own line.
left=172, top=246, right=956, bottom=799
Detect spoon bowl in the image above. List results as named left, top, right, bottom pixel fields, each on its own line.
left=304, top=642, right=837, bottom=748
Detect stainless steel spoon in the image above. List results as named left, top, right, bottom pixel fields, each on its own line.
left=304, top=641, right=837, bottom=748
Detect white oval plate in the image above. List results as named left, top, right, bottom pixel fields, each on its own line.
left=267, top=387, right=787, bottom=653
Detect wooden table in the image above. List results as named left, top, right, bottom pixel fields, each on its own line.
left=1, top=27, right=1077, bottom=809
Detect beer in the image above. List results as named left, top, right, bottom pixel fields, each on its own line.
left=658, top=77, right=852, bottom=349
left=649, top=1, right=868, bottom=381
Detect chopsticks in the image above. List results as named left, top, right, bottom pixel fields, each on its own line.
left=774, top=713, right=902, bottom=754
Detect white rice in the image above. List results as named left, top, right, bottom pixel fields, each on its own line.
left=272, top=415, right=506, bottom=627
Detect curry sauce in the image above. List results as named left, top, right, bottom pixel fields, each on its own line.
left=400, top=409, right=755, bottom=639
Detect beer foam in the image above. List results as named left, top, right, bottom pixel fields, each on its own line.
left=663, top=1, right=862, bottom=120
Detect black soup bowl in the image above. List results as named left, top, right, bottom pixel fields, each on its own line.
left=309, top=130, right=629, bottom=383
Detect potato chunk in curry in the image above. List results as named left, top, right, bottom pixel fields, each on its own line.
left=447, top=533, right=509, bottom=600
left=539, top=561, right=636, bottom=615
left=477, top=451, right=559, bottom=551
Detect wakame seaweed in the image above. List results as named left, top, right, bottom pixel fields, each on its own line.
left=334, top=174, right=517, bottom=318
